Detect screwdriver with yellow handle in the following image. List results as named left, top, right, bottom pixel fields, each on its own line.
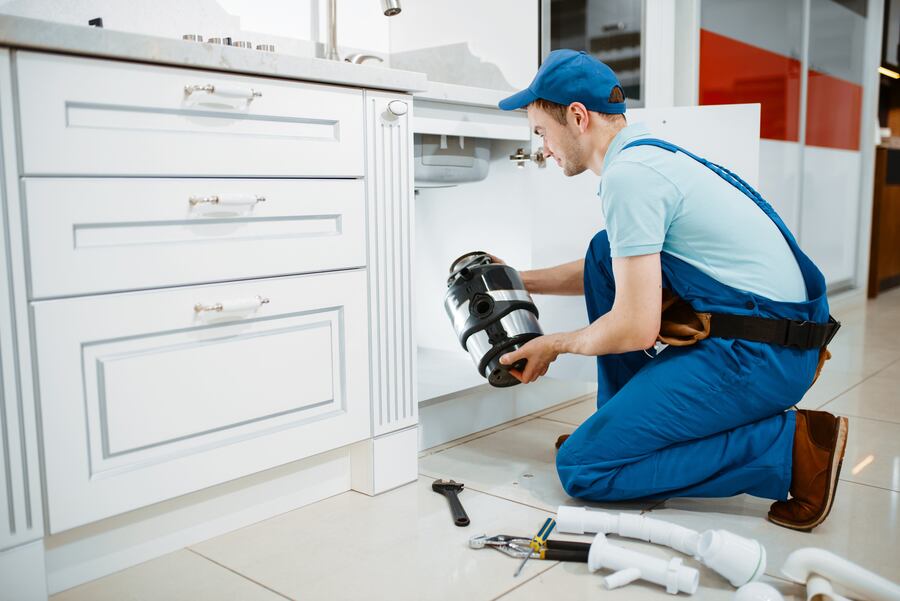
left=513, top=517, right=556, bottom=577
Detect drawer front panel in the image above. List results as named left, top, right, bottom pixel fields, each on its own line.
left=16, top=52, right=364, bottom=176
left=24, top=178, right=366, bottom=298
left=34, top=270, right=370, bottom=532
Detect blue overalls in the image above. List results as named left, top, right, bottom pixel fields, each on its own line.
left=555, top=139, right=830, bottom=502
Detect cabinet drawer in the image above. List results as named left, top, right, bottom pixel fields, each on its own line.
left=24, top=178, right=366, bottom=298
left=16, top=51, right=364, bottom=176
left=34, top=270, right=370, bottom=532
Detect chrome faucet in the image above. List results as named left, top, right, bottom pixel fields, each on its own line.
left=325, top=0, right=401, bottom=62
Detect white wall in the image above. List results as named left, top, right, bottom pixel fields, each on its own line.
left=0, top=0, right=392, bottom=56
left=389, top=0, right=539, bottom=90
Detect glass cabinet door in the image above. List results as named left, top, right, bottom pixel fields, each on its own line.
left=547, top=0, right=643, bottom=106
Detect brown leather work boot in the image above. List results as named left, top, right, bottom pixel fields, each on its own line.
left=768, top=409, right=849, bottom=532
left=555, top=434, right=570, bottom=450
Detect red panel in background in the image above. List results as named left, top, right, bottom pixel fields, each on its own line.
left=806, top=70, right=862, bottom=151
left=699, top=29, right=801, bottom=142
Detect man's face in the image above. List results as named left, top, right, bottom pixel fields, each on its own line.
left=527, top=104, right=589, bottom=177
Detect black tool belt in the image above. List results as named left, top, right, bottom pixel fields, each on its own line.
left=708, top=314, right=840, bottom=349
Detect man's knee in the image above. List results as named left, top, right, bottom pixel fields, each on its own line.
left=556, top=445, right=621, bottom=500
left=556, top=446, right=587, bottom=498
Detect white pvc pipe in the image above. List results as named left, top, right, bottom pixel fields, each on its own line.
left=734, top=582, right=786, bottom=601
left=557, top=506, right=766, bottom=587
left=588, top=533, right=700, bottom=595
left=782, top=548, right=900, bottom=601
left=603, top=567, right=643, bottom=590
left=806, top=575, right=852, bottom=601
left=557, top=506, right=699, bottom=555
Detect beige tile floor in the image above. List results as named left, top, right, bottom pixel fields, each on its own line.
left=54, top=288, right=900, bottom=600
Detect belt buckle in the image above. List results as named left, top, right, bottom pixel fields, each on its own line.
left=823, top=316, right=841, bottom=347
left=785, top=320, right=813, bottom=348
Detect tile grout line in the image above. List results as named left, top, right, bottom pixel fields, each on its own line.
left=419, top=416, right=543, bottom=458
left=826, top=411, right=900, bottom=426
left=812, top=354, right=900, bottom=409
left=535, top=415, right=582, bottom=427
left=418, top=393, right=595, bottom=458
left=417, top=470, right=558, bottom=514
left=420, top=402, right=591, bottom=460
left=820, top=352, right=900, bottom=403
left=186, top=548, right=296, bottom=601
left=844, top=413, right=900, bottom=426
left=419, top=469, right=658, bottom=516
left=531, top=392, right=596, bottom=416
left=489, top=561, right=562, bottom=601
left=838, top=479, right=900, bottom=494
left=822, top=345, right=900, bottom=392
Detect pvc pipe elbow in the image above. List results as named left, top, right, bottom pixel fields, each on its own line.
left=806, top=575, right=853, bottom=601
left=782, top=548, right=900, bottom=601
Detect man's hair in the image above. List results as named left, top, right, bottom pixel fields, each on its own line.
left=530, top=86, right=626, bottom=125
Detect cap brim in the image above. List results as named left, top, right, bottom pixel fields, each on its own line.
left=498, top=87, right=538, bottom=111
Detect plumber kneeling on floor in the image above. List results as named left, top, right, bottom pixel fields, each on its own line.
left=491, top=50, right=847, bottom=532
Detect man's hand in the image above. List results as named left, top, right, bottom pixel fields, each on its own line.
left=499, top=334, right=564, bottom=384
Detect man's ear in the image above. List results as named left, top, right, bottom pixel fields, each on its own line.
left=567, top=102, right=590, bottom=133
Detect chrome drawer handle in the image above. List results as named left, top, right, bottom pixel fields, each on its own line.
left=194, top=295, right=270, bottom=314
left=184, top=83, right=262, bottom=100
left=189, top=194, right=266, bottom=207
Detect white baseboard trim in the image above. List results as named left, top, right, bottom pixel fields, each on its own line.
left=351, top=426, right=418, bottom=495
left=45, top=447, right=352, bottom=595
left=0, top=540, right=47, bottom=601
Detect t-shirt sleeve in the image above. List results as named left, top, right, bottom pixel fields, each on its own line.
left=600, top=161, right=683, bottom=258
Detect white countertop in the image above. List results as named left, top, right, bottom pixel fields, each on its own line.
left=414, top=81, right=511, bottom=109
left=0, top=14, right=429, bottom=93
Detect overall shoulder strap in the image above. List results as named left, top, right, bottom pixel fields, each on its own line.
left=621, top=138, right=797, bottom=246
left=622, top=137, right=836, bottom=342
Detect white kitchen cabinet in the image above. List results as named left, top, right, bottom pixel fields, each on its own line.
left=24, top=177, right=367, bottom=298
left=364, top=92, right=417, bottom=437
left=0, top=20, right=420, bottom=590
left=34, top=269, right=371, bottom=532
left=0, top=46, right=47, bottom=599
left=16, top=52, right=365, bottom=177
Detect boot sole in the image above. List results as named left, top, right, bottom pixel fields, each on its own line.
left=768, top=416, right=849, bottom=532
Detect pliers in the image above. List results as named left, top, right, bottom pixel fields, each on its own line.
left=469, top=534, right=590, bottom=563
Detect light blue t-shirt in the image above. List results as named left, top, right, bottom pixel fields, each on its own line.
left=599, top=123, right=807, bottom=302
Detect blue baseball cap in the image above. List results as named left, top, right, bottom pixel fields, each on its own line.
left=498, top=49, right=626, bottom=114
